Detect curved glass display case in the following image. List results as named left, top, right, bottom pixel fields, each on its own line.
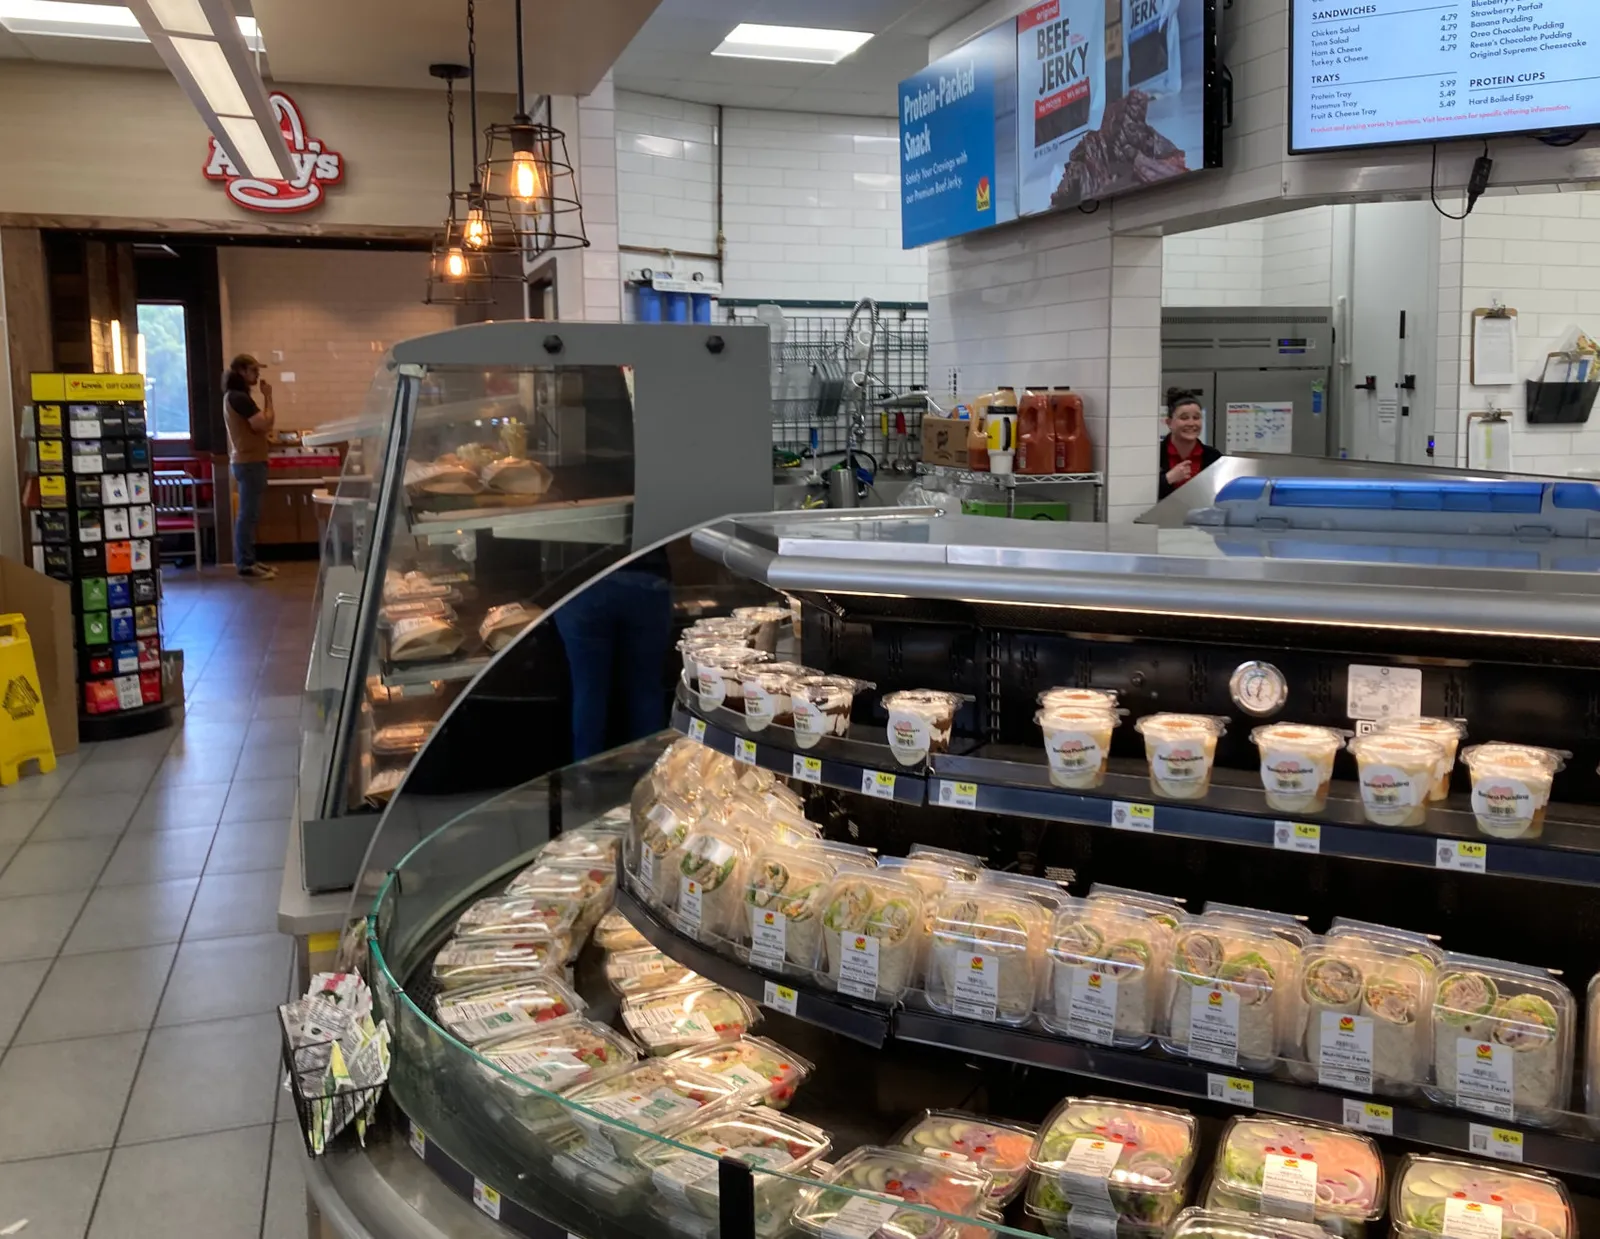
left=324, top=508, right=1600, bottom=1239
left=296, top=321, right=772, bottom=892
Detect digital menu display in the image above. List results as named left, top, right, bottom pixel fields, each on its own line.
left=1289, top=0, right=1600, bottom=153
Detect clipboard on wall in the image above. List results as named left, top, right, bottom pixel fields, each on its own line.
left=1470, top=306, right=1519, bottom=386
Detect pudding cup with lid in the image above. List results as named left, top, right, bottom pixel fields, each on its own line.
left=1251, top=723, right=1344, bottom=814
left=1036, top=705, right=1119, bottom=789
left=1460, top=743, right=1566, bottom=839
left=1348, top=733, right=1442, bottom=827
left=1135, top=714, right=1226, bottom=800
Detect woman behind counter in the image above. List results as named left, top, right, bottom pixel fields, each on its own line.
left=1158, top=387, right=1223, bottom=499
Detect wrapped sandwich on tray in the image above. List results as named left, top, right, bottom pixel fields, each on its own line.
left=481, top=456, right=552, bottom=495
left=742, top=839, right=843, bottom=976
left=387, top=615, right=464, bottom=662
left=480, top=602, right=542, bottom=651
left=924, top=874, right=1055, bottom=1025
left=1296, top=937, right=1431, bottom=1092
left=1160, top=914, right=1292, bottom=1071
left=1041, top=895, right=1173, bottom=1048
left=405, top=457, right=484, bottom=495
left=819, top=868, right=925, bottom=1003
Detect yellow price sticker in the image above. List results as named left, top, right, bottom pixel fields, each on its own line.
left=940, top=781, right=979, bottom=810
left=1275, top=821, right=1321, bottom=854
left=1342, top=1099, right=1393, bottom=1134
left=472, top=1180, right=502, bottom=1219
left=762, top=980, right=799, bottom=1015
left=862, top=770, right=897, bottom=800
left=1471, top=1125, right=1523, bottom=1162
left=687, top=718, right=707, bottom=744
left=1208, top=1075, right=1254, bottom=1106
left=1438, top=840, right=1488, bottom=873
left=1112, top=801, right=1155, bottom=832
left=408, top=1121, right=427, bottom=1158
left=734, top=737, right=758, bottom=765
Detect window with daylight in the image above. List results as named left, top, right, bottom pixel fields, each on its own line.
left=137, top=302, right=192, bottom=439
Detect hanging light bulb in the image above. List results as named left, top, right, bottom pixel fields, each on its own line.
left=445, top=247, right=467, bottom=279
left=510, top=146, right=544, bottom=202
left=463, top=194, right=490, bottom=248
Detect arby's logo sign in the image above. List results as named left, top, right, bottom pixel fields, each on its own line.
left=203, top=92, right=343, bottom=212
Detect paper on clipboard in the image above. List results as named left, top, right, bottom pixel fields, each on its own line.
left=1471, top=311, right=1519, bottom=386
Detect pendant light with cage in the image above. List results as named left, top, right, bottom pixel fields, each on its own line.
left=424, top=62, right=498, bottom=304
left=475, top=0, right=589, bottom=255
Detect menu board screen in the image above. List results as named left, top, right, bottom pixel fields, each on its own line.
left=1289, top=0, right=1600, bottom=153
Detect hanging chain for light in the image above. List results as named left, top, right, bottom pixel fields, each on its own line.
left=424, top=55, right=497, bottom=303
left=461, top=0, right=492, bottom=251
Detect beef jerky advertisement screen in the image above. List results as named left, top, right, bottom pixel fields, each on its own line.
left=1019, top=0, right=1211, bottom=215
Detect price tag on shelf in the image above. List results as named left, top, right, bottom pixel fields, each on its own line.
left=861, top=770, right=897, bottom=800
left=936, top=780, right=979, bottom=811
left=1341, top=1099, right=1394, bottom=1135
left=408, top=1121, right=427, bottom=1158
left=793, top=755, right=822, bottom=784
left=734, top=737, right=758, bottom=766
left=1274, top=822, right=1322, bottom=854
left=762, top=980, right=799, bottom=1016
left=1437, top=841, right=1488, bottom=873
left=1469, top=1124, right=1524, bottom=1163
left=687, top=718, right=706, bottom=744
left=1110, top=802, right=1155, bottom=832
left=1206, top=1074, right=1254, bottom=1107
left=472, top=1180, right=502, bottom=1220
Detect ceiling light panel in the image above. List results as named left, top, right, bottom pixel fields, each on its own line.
left=145, top=0, right=209, bottom=36
left=0, top=0, right=261, bottom=49
left=219, top=114, right=280, bottom=178
left=170, top=33, right=252, bottom=116
left=712, top=22, right=871, bottom=65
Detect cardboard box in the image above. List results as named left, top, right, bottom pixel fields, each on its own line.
left=0, top=557, right=79, bottom=756
left=921, top=416, right=970, bottom=467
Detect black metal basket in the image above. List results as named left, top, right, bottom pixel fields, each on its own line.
left=278, top=1007, right=386, bottom=1158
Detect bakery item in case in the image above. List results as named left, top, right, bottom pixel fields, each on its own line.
left=405, top=457, right=484, bottom=495
left=388, top=616, right=465, bottom=662
left=480, top=601, right=543, bottom=652
left=481, top=456, right=553, bottom=495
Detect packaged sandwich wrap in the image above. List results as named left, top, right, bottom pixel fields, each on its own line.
left=1427, top=954, right=1574, bottom=1121
left=1041, top=895, right=1173, bottom=1048
left=743, top=839, right=839, bottom=976
left=924, top=874, right=1053, bottom=1025
left=1296, top=937, right=1432, bottom=1092
left=1161, top=916, right=1291, bottom=1071
left=819, top=868, right=925, bottom=1003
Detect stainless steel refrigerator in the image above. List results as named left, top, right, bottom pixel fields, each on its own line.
left=1161, top=307, right=1336, bottom=457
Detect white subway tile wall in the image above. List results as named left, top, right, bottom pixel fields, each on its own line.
left=615, top=91, right=928, bottom=307
left=218, top=249, right=454, bottom=431
left=578, top=76, right=623, bottom=322
left=1163, top=208, right=1336, bottom=309
left=1438, top=192, right=1600, bottom=475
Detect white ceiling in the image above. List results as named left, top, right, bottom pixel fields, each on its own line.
left=612, top=0, right=993, bottom=117
left=0, top=0, right=982, bottom=116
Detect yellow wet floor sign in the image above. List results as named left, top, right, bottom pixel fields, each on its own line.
left=0, top=614, right=55, bottom=784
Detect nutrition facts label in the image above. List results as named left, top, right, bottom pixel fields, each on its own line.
left=1291, top=0, right=1597, bottom=151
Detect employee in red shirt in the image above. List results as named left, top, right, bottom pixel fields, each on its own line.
left=1159, top=387, right=1223, bottom=499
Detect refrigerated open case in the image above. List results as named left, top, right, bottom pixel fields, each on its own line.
left=306, top=494, right=1600, bottom=1239
left=296, top=321, right=772, bottom=894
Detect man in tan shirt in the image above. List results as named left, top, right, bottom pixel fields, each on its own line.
left=223, top=353, right=276, bottom=579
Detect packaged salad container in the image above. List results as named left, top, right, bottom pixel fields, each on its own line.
left=564, top=1059, right=746, bottom=1161
left=893, top=1110, right=1036, bottom=1206
left=620, top=983, right=761, bottom=1056
left=541, top=827, right=621, bottom=867
left=548, top=1129, right=651, bottom=1212
left=1390, top=1155, right=1574, bottom=1239
left=1160, top=917, right=1293, bottom=1071
left=1026, top=1176, right=1165, bottom=1239
left=1348, top=733, right=1442, bottom=827
left=603, top=948, right=700, bottom=999
left=882, top=689, right=969, bottom=766
left=432, top=934, right=568, bottom=991
left=1209, top=1116, right=1384, bottom=1237
left=924, top=877, right=1051, bottom=1025
left=476, top=1018, right=641, bottom=1125
left=819, top=869, right=926, bottom=1004
left=435, top=975, right=584, bottom=1046
left=1030, top=1098, right=1198, bottom=1227
left=667, top=1035, right=812, bottom=1109
left=1459, top=744, right=1567, bottom=839
left=792, top=1145, right=994, bottom=1239
left=1374, top=718, right=1468, bottom=802
left=1168, top=1207, right=1334, bottom=1239
left=635, top=792, right=699, bottom=906
left=1041, top=896, right=1173, bottom=1048
left=505, top=859, right=614, bottom=939
left=672, top=819, right=748, bottom=942
left=595, top=908, right=649, bottom=954
left=1134, top=714, right=1227, bottom=800
left=453, top=893, right=580, bottom=940
left=744, top=841, right=838, bottom=975
left=1296, top=937, right=1432, bottom=1092
left=631, top=1107, right=831, bottom=1220
left=1427, top=954, right=1575, bottom=1121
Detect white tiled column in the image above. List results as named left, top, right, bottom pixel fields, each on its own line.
left=1106, top=235, right=1163, bottom=522
left=545, top=74, right=621, bottom=321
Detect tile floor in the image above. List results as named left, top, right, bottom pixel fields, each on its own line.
left=0, top=562, right=319, bottom=1239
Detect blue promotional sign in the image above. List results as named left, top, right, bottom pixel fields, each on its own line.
left=899, top=22, right=1017, bottom=249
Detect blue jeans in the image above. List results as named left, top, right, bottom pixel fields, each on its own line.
left=232, top=461, right=267, bottom=569
left=553, top=570, right=673, bottom=760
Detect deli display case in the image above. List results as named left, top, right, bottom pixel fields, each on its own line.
left=310, top=494, right=1600, bottom=1239
left=296, top=321, right=772, bottom=893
